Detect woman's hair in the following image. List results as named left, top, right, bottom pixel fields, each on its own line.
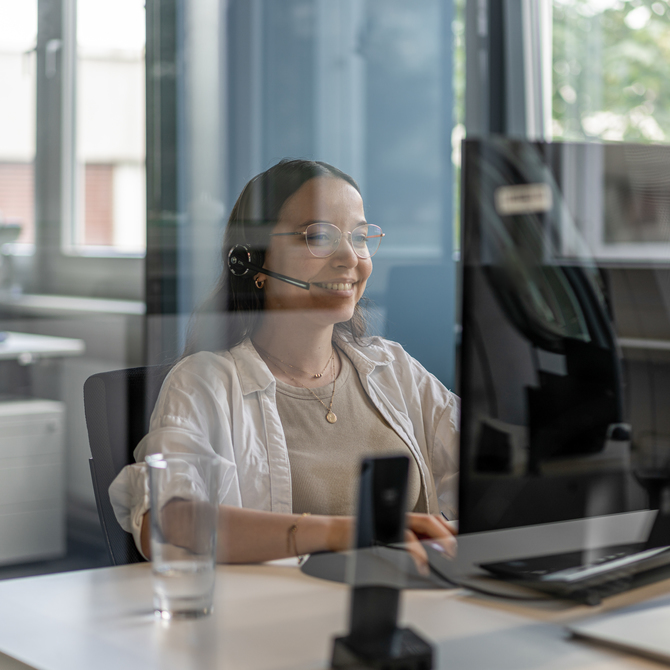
left=184, top=158, right=370, bottom=355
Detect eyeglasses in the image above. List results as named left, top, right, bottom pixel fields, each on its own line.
left=269, top=222, right=385, bottom=259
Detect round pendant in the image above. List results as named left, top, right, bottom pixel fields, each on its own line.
left=326, top=411, right=337, bottom=424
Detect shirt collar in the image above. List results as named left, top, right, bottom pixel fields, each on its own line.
left=229, top=338, right=276, bottom=395
left=229, top=335, right=395, bottom=396
left=336, top=337, right=395, bottom=376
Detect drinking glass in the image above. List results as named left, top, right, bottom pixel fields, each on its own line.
left=146, top=452, right=221, bottom=619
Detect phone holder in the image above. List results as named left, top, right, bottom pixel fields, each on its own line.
left=331, top=457, right=434, bottom=669
left=331, top=613, right=433, bottom=669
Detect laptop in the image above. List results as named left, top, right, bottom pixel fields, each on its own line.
left=479, top=512, right=670, bottom=603
left=568, top=596, right=670, bottom=664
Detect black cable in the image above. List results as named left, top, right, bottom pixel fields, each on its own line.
left=425, top=561, right=550, bottom=602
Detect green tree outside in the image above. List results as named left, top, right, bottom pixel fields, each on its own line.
left=553, top=0, right=670, bottom=143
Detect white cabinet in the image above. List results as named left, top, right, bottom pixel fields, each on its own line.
left=0, top=400, right=65, bottom=564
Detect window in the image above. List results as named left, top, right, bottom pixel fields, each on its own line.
left=552, top=0, right=670, bottom=260
left=553, top=0, right=670, bottom=143
left=452, top=0, right=465, bottom=252
left=72, top=0, right=146, bottom=254
left=0, top=0, right=37, bottom=246
left=5, top=0, right=146, bottom=301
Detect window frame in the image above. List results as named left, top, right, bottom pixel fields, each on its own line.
left=16, top=0, right=144, bottom=302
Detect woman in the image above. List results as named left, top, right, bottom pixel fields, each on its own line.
left=110, top=159, right=459, bottom=563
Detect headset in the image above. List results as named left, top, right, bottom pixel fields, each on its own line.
left=227, top=245, right=311, bottom=290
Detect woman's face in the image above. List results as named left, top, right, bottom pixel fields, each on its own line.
left=261, top=176, right=373, bottom=326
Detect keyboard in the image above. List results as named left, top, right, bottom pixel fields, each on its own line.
left=480, top=542, right=670, bottom=600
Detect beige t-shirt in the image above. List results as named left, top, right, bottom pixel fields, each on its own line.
left=275, top=350, right=425, bottom=516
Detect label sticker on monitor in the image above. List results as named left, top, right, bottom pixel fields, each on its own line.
left=495, top=183, right=553, bottom=216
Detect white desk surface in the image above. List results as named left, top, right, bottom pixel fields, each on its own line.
left=2, top=551, right=670, bottom=670
left=0, top=332, right=85, bottom=361
left=0, top=293, right=145, bottom=317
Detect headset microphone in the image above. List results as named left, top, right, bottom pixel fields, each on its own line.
left=228, top=245, right=311, bottom=290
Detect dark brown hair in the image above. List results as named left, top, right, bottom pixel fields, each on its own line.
left=184, top=159, right=370, bottom=355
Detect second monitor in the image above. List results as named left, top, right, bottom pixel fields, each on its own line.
left=458, top=138, right=670, bottom=533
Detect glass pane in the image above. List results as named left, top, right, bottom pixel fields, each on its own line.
left=0, top=0, right=37, bottom=247
left=0, top=0, right=462, bottom=581
left=74, top=0, right=146, bottom=253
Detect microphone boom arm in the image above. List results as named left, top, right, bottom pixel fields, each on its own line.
left=228, top=246, right=311, bottom=290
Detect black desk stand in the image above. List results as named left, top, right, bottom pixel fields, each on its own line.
left=331, top=456, right=434, bottom=670
left=332, top=586, right=433, bottom=669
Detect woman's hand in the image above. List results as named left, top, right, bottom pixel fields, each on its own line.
left=406, top=513, right=457, bottom=550
left=139, top=499, right=217, bottom=559
left=403, top=513, right=457, bottom=574
left=325, top=512, right=457, bottom=576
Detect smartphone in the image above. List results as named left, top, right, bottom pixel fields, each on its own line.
left=355, top=455, right=409, bottom=548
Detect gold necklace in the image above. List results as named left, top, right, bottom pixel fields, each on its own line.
left=255, top=343, right=334, bottom=379
left=274, top=351, right=338, bottom=424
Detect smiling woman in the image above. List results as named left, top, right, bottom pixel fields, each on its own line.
left=256, top=176, right=372, bottom=347
left=108, top=159, right=459, bottom=564
left=219, top=160, right=373, bottom=348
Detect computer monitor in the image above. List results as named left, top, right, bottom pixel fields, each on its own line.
left=459, top=137, right=670, bottom=533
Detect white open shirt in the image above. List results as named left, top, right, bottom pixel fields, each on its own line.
left=109, top=337, right=460, bottom=553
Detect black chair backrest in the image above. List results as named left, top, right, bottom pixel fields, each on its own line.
left=84, top=365, right=172, bottom=565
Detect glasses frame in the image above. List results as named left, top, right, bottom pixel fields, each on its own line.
left=269, top=222, right=385, bottom=259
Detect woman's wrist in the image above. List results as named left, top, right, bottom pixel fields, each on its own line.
left=294, top=514, right=351, bottom=555
left=323, top=515, right=352, bottom=553
left=140, top=510, right=151, bottom=559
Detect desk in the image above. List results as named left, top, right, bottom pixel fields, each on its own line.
left=0, top=294, right=145, bottom=318
left=0, top=330, right=85, bottom=396
left=0, top=331, right=85, bottom=362
left=1, top=554, right=670, bottom=670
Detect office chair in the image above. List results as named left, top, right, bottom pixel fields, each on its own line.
left=84, top=365, right=172, bottom=565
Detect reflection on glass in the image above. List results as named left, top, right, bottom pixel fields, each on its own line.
left=603, top=145, right=670, bottom=247
left=459, top=137, right=670, bottom=533
left=0, top=0, right=461, bottom=582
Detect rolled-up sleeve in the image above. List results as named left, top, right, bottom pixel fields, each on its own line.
left=401, top=347, right=460, bottom=519
left=108, top=462, right=150, bottom=556
left=431, top=394, right=460, bottom=520
left=107, top=352, right=243, bottom=555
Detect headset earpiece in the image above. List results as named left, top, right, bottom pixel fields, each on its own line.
left=227, top=244, right=311, bottom=291
left=228, top=245, right=254, bottom=277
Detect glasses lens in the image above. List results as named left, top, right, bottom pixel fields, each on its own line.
left=352, top=224, right=383, bottom=258
left=304, top=223, right=339, bottom=257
